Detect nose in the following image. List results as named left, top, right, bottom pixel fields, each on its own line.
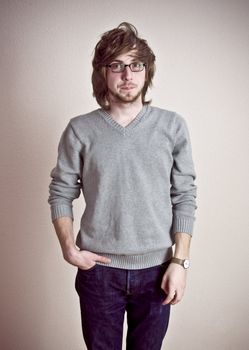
left=122, top=66, right=132, bottom=80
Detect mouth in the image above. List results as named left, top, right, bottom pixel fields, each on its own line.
left=119, top=85, right=136, bottom=90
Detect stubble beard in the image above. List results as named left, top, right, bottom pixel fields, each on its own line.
left=108, top=87, right=143, bottom=104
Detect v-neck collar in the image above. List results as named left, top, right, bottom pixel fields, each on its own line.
left=98, top=105, right=150, bottom=136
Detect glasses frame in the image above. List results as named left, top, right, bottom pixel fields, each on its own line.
left=106, top=62, right=146, bottom=73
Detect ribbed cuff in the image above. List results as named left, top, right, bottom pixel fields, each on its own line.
left=51, top=205, right=73, bottom=221
left=172, top=215, right=195, bottom=235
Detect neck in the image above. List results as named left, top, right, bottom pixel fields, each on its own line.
left=109, top=99, right=143, bottom=121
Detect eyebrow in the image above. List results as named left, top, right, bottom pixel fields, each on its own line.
left=111, top=58, right=139, bottom=63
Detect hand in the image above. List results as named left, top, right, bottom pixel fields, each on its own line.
left=63, top=248, right=111, bottom=270
left=161, top=263, right=187, bottom=305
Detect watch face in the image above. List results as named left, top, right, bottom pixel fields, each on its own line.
left=183, top=260, right=190, bottom=269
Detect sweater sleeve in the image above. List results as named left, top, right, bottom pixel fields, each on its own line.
left=48, top=121, right=83, bottom=222
left=170, top=114, right=197, bottom=235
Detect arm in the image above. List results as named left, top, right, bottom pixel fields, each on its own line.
left=48, top=122, right=111, bottom=269
left=53, top=216, right=111, bottom=270
left=48, top=122, right=82, bottom=221
left=161, top=114, right=197, bottom=305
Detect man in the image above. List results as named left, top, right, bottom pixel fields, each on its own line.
left=48, top=22, right=197, bottom=350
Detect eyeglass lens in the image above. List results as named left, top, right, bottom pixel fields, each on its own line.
left=109, top=62, right=145, bottom=72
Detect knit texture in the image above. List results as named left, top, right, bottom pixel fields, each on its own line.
left=48, top=105, right=197, bottom=269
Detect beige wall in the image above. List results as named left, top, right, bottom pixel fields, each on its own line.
left=1, top=1, right=248, bottom=349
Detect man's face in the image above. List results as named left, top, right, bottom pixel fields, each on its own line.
left=106, top=50, right=146, bottom=105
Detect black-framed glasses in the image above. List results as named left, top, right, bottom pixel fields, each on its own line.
left=106, top=62, right=146, bottom=73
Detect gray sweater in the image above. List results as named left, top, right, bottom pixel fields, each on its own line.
left=48, top=105, right=197, bottom=269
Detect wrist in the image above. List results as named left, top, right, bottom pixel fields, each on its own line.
left=171, top=257, right=190, bottom=269
left=174, top=232, right=191, bottom=260
left=62, top=244, right=78, bottom=262
left=173, top=253, right=189, bottom=259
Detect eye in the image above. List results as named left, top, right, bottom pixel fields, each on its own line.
left=130, top=62, right=144, bottom=71
left=110, top=63, right=123, bottom=71
left=132, top=62, right=142, bottom=68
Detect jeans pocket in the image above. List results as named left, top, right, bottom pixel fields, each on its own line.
left=75, top=264, right=99, bottom=294
left=79, top=263, right=97, bottom=272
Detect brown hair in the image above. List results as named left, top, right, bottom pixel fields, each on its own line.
left=92, top=22, right=156, bottom=110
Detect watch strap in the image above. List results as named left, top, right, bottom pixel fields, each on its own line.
left=171, top=257, right=190, bottom=269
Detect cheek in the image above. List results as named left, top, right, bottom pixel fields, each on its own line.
left=139, top=72, right=146, bottom=85
left=106, top=74, right=119, bottom=89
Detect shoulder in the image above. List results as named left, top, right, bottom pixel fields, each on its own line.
left=67, top=108, right=102, bottom=140
left=70, top=109, right=101, bottom=127
left=55, top=109, right=102, bottom=146
left=149, top=105, right=186, bottom=128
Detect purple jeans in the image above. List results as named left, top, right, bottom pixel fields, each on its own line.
left=75, top=261, right=171, bottom=350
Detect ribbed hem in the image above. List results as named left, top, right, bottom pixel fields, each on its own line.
left=172, top=215, right=195, bottom=235
left=96, top=248, right=173, bottom=270
left=51, top=205, right=73, bottom=222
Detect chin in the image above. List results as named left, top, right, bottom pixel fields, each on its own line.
left=117, top=92, right=142, bottom=104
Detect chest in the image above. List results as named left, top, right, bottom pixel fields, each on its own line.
left=81, top=126, right=174, bottom=179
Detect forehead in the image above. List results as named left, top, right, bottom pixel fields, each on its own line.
left=112, top=50, right=138, bottom=62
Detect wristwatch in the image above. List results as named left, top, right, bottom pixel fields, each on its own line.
left=171, top=257, right=190, bottom=269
